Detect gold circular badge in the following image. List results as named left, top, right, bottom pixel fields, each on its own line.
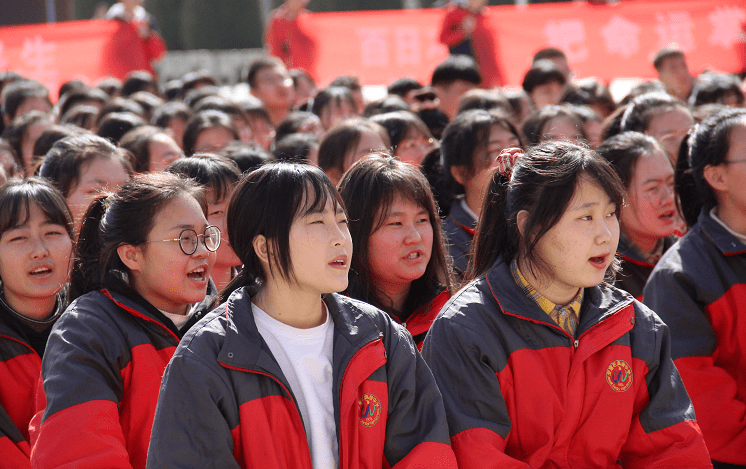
left=606, top=360, right=633, bottom=392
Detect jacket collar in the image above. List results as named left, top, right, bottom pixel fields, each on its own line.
left=483, top=257, right=633, bottom=336
left=617, top=234, right=676, bottom=267
left=449, top=199, right=477, bottom=231
left=217, top=288, right=382, bottom=375
left=698, top=208, right=746, bottom=255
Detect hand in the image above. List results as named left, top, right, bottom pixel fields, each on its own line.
left=462, top=16, right=476, bottom=35
left=496, top=148, right=524, bottom=179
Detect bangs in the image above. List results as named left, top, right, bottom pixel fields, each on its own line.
left=295, top=169, right=345, bottom=219
left=0, top=180, right=74, bottom=239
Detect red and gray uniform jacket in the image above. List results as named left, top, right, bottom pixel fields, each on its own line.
left=30, top=285, right=215, bottom=469
left=443, top=200, right=476, bottom=277
left=401, top=289, right=450, bottom=351
left=422, top=258, right=712, bottom=469
left=615, top=235, right=676, bottom=301
left=644, top=209, right=746, bottom=465
left=146, top=288, right=458, bottom=469
left=0, top=322, right=37, bottom=469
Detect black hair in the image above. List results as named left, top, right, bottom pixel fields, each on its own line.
left=56, top=87, right=108, bottom=119
left=274, top=111, right=320, bottom=143
left=456, top=89, right=512, bottom=116
left=468, top=141, right=624, bottom=282
left=532, top=47, right=568, bottom=63
left=653, top=46, right=686, bottom=71
left=338, top=154, right=452, bottom=317
left=561, top=78, right=616, bottom=118
left=369, top=111, right=432, bottom=150
left=32, top=124, right=84, bottom=169
left=247, top=56, right=285, bottom=89
left=70, top=172, right=204, bottom=300
left=221, top=162, right=344, bottom=300
left=387, top=78, right=422, bottom=97
left=0, top=177, right=74, bottom=243
left=431, top=55, right=482, bottom=87
left=619, top=81, right=666, bottom=106
left=1, top=110, right=53, bottom=172
left=596, top=131, right=664, bottom=189
left=181, top=69, right=218, bottom=93
left=619, top=92, right=690, bottom=134
left=441, top=110, right=522, bottom=193
left=166, top=153, right=241, bottom=202
left=218, top=141, right=273, bottom=174
left=95, top=77, right=122, bottom=97
left=39, top=134, right=133, bottom=197
left=522, top=60, right=567, bottom=94
left=329, top=75, right=362, bottom=92
left=182, top=110, right=239, bottom=156
left=689, top=73, right=745, bottom=108
left=60, top=105, right=99, bottom=131
left=362, top=96, right=410, bottom=118
left=121, top=70, right=158, bottom=97
left=96, top=112, right=147, bottom=145
left=183, top=86, right=220, bottom=109
left=312, top=86, right=356, bottom=122
left=119, top=125, right=175, bottom=173
left=97, top=98, right=146, bottom=124
left=684, top=108, right=746, bottom=217
left=521, top=105, right=586, bottom=147
left=1, top=80, right=51, bottom=122
left=129, top=91, right=165, bottom=121
left=151, top=101, right=192, bottom=128
left=273, top=133, right=319, bottom=163
left=289, top=68, right=315, bottom=88
left=317, top=119, right=390, bottom=175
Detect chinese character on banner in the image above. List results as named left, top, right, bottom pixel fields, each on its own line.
left=543, top=19, right=588, bottom=64
left=600, top=16, right=641, bottom=59
left=709, top=6, right=746, bottom=49
left=655, top=12, right=695, bottom=51
left=395, top=27, right=420, bottom=66
left=357, top=27, right=390, bottom=68
left=20, top=36, right=59, bottom=91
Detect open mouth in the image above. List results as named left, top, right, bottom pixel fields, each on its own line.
left=659, top=210, right=676, bottom=222
left=187, top=266, right=207, bottom=281
left=405, top=251, right=423, bottom=260
left=329, top=256, right=348, bottom=268
left=29, top=266, right=52, bottom=276
left=589, top=255, right=607, bottom=268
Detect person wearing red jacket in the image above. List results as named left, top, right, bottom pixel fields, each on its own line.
left=146, top=162, right=457, bottom=468
left=0, top=179, right=73, bottom=469
left=264, top=0, right=316, bottom=76
left=439, top=0, right=503, bottom=88
left=106, top=0, right=167, bottom=72
left=424, top=143, right=711, bottom=468
left=644, top=108, right=746, bottom=467
left=30, top=173, right=218, bottom=469
left=338, top=154, right=453, bottom=350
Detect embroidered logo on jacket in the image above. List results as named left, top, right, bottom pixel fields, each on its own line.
left=606, top=360, right=633, bottom=392
left=358, top=393, right=381, bottom=427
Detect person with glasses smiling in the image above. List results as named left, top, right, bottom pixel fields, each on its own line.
left=30, top=173, right=218, bottom=469
left=644, top=109, right=746, bottom=467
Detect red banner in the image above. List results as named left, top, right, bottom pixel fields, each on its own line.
left=0, top=20, right=152, bottom=100
left=300, top=1, right=746, bottom=87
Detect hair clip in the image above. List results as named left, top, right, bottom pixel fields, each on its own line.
left=496, top=148, right=524, bottom=179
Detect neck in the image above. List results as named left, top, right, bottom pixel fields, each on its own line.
left=3, top=292, right=57, bottom=321
left=463, top=186, right=482, bottom=219
left=620, top=225, right=660, bottom=254
left=254, top=280, right=325, bottom=329
left=374, top=280, right=411, bottom=314
left=714, top=203, right=746, bottom=238
left=517, top=257, right=578, bottom=306
left=267, top=106, right=289, bottom=127
left=210, top=264, right=234, bottom=293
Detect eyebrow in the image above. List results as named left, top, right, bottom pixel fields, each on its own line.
left=170, top=223, right=202, bottom=231
left=641, top=176, right=672, bottom=184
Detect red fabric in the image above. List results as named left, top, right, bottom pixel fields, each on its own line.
left=438, top=4, right=503, bottom=87
left=263, top=6, right=317, bottom=75
left=406, top=289, right=450, bottom=351
left=0, top=437, right=30, bottom=469
left=0, top=338, right=39, bottom=443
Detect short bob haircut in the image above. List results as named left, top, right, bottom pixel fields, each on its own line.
left=468, top=141, right=624, bottom=282
left=441, top=109, right=523, bottom=192
left=596, top=131, right=664, bottom=190
left=311, top=86, right=356, bottom=121
left=619, top=92, right=690, bottom=134
left=521, top=60, right=566, bottom=94
left=119, top=125, right=172, bottom=173
left=338, top=153, right=453, bottom=316
left=182, top=110, right=239, bottom=156
left=70, top=172, right=205, bottom=301
left=369, top=111, right=433, bottom=151
left=0, top=177, right=74, bottom=244
left=317, top=118, right=390, bottom=176
left=166, top=153, right=241, bottom=202
left=221, top=162, right=345, bottom=300
left=521, top=105, right=586, bottom=147
left=39, top=134, right=133, bottom=197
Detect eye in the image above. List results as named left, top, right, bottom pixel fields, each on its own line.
left=209, top=210, right=224, bottom=218
left=338, top=217, right=349, bottom=225
left=45, top=230, right=64, bottom=236
left=607, top=211, right=617, bottom=218
left=580, top=215, right=592, bottom=221
left=8, top=235, right=27, bottom=242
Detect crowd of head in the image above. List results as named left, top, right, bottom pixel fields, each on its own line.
left=1, top=40, right=745, bottom=468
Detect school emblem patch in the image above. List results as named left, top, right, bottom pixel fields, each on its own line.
left=606, top=360, right=633, bottom=392
left=358, top=393, right=382, bottom=427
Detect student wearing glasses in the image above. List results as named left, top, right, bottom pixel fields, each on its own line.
left=30, top=173, right=219, bottom=469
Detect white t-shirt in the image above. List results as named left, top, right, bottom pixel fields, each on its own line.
left=160, top=304, right=197, bottom=330
left=252, top=302, right=339, bottom=469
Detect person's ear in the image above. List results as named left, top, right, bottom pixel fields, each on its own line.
left=117, top=244, right=143, bottom=272
left=516, top=210, right=530, bottom=237
left=703, top=164, right=728, bottom=193
left=450, top=165, right=470, bottom=186
left=253, top=234, right=270, bottom=266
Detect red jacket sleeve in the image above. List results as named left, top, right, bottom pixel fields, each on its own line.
left=439, top=6, right=469, bottom=48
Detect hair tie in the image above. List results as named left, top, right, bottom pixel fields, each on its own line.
left=496, top=148, right=524, bottom=179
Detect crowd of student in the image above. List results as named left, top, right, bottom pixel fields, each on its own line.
left=0, top=39, right=745, bottom=468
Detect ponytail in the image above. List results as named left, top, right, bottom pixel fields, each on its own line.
left=70, top=196, right=119, bottom=300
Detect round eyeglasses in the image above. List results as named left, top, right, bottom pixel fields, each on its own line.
left=146, top=226, right=221, bottom=255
